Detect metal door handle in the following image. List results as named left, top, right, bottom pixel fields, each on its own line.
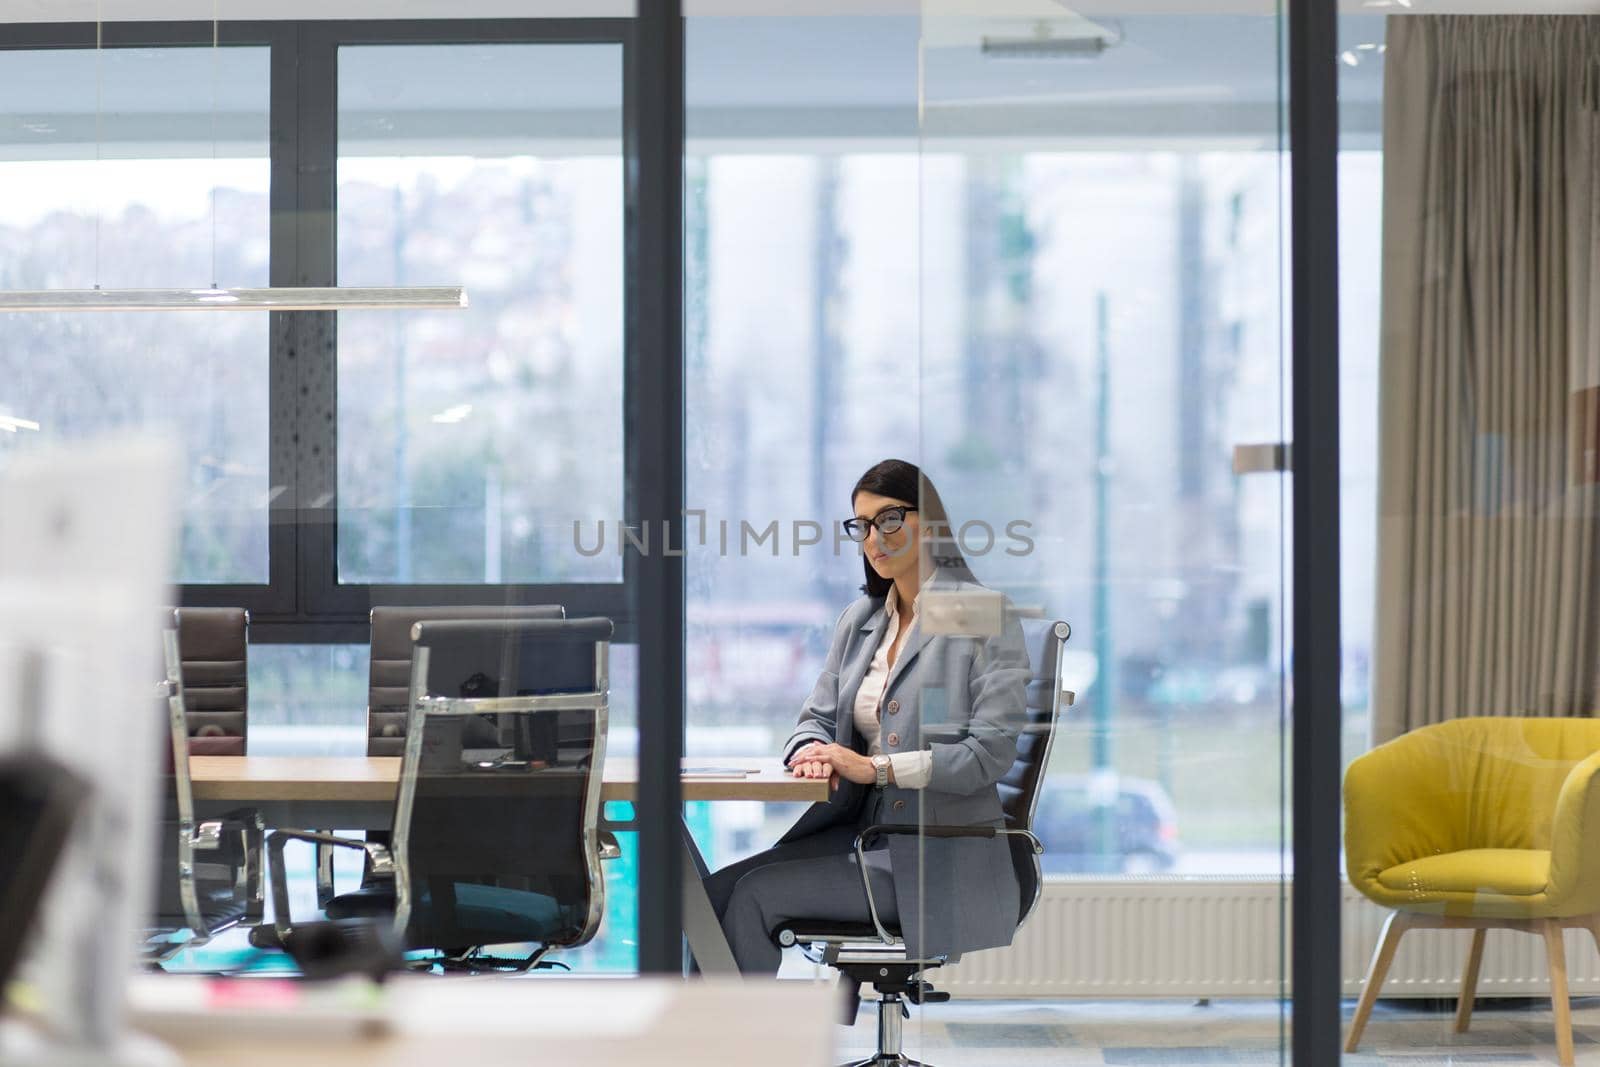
left=1233, top=443, right=1292, bottom=475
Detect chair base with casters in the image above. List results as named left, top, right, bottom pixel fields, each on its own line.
left=777, top=923, right=950, bottom=1067
left=142, top=807, right=266, bottom=966
left=265, top=827, right=618, bottom=975
left=1346, top=910, right=1598, bottom=1067
left=772, top=823, right=1042, bottom=1067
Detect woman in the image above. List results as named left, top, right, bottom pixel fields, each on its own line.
left=702, top=458, right=1032, bottom=976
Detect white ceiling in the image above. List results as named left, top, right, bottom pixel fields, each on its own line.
left=0, top=0, right=1596, bottom=20
left=0, top=11, right=1392, bottom=153
left=0, top=3, right=1584, bottom=153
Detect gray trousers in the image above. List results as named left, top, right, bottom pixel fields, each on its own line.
left=702, top=823, right=900, bottom=975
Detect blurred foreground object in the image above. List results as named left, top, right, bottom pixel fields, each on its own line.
left=0, top=436, right=180, bottom=1066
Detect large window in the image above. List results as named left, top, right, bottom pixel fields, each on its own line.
left=0, top=43, right=271, bottom=583
left=0, top=22, right=641, bottom=637
left=336, top=43, right=625, bottom=586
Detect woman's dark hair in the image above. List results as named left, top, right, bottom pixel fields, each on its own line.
left=850, top=458, right=973, bottom=598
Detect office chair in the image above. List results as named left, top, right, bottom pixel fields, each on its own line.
left=245, top=604, right=570, bottom=949
left=267, top=616, right=618, bottom=973
left=321, top=604, right=569, bottom=910
left=365, top=604, right=568, bottom=756
left=170, top=607, right=249, bottom=755
left=772, top=617, right=1071, bottom=1067
left=146, top=625, right=265, bottom=964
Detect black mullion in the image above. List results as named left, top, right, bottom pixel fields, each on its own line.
left=291, top=18, right=630, bottom=46
left=291, top=23, right=347, bottom=618
left=0, top=18, right=627, bottom=50
left=1288, top=0, right=1343, bottom=1062
left=0, top=21, right=285, bottom=49
left=261, top=20, right=301, bottom=617
left=631, top=0, right=686, bottom=977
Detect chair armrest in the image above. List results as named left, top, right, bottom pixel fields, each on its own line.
left=855, top=823, right=1042, bottom=850
left=1343, top=733, right=1463, bottom=898
left=192, top=808, right=263, bottom=850
left=266, top=829, right=394, bottom=943
left=1548, top=750, right=1600, bottom=913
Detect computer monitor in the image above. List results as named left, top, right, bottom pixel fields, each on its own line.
left=0, top=436, right=178, bottom=1049
left=0, top=757, right=87, bottom=994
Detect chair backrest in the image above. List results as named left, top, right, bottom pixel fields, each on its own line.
left=391, top=616, right=612, bottom=952
left=153, top=627, right=255, bottom=941
left=171, top=607, right=249, bottom=755
left=367, top=604, right=565, bottom=756
left=156, top=627, right=199, bottom=928
left=1003, top=617, right=1071, bottom=928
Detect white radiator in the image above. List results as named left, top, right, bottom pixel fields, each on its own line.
left=936, top=878, right=1600, bottom=999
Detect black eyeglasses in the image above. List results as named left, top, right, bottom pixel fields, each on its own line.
left=842, top=505, right=917, bottom=543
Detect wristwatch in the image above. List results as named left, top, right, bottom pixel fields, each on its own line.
left=871, top=754, right=891, bottom=789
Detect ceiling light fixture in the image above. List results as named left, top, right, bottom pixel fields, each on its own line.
left=0, top=415, right=41, bottom=432
left=981, top=20, right=1116, bottom=60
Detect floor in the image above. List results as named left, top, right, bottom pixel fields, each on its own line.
left=161, top=934, right=1598, bottom=1064
left=833, top=996, right=1600, bottom=1065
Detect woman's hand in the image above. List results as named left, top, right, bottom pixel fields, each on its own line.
left=789, top=757, right=837, bottom=790
left=789, top=742, right=877, bottom=787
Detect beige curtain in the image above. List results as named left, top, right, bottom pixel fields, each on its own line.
left=1373, top=15, right=1600, bottom=743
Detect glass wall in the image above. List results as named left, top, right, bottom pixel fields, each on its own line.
left=680, top=3, right=1292, bottom=1063
left=908, top=2, right=1291, bottom=1059
left=5, top=4, right=1508, bottom=1057
left=0, top=22, right=645, bottom=978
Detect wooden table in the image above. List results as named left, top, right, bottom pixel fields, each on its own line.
left=191, top=755, right=825, bottom=823
left=189, top=755, right=827, bottom=976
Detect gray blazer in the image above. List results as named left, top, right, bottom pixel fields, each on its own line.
left=778, top=573, right=1032, bottom=960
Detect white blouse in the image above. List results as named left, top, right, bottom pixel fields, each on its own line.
left=852, top=583, right=934, bottom=790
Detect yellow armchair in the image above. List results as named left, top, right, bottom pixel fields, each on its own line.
left=1344, top=717, right=1600, bottom=1066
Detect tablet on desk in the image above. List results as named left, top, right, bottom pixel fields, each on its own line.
left=680, top=767, right=755, bottom=778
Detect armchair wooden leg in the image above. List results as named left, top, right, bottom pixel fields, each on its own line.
left=1454, top=928, right=1486, bottom=1033
left=1346, top=911, right=1410, bottom=1053
left=1541, top=920, right=1575, bottom=1067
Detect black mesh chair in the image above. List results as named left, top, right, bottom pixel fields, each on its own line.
left=267, top=617, right=615, bottom=973
left=366, top=604, right=567, bottom=757
left=308, top=603, right=568, bottom=913
left=772, top=618, right=1072, bottom=1067
left=147, top=624, right=265, bottom=963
